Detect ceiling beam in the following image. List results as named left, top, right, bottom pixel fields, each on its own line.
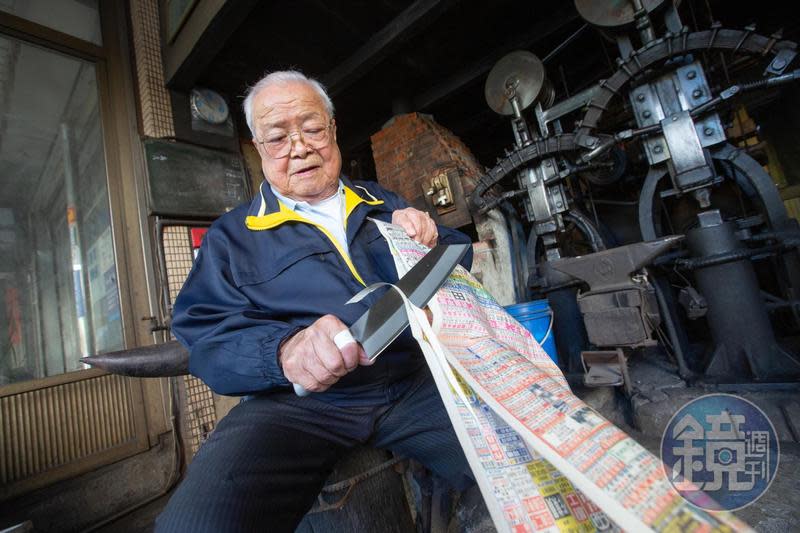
left=340, top=13, right=583, bottom=156
left=165, top=0, right=261, bottom=91
left=412, top=8, right=580, bottom=111
left=341, top=8, right=581, bottom=154
left=322, top=0, right=459, bottom=96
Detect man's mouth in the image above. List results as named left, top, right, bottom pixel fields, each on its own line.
left=292, top=164, right=320, bottom=177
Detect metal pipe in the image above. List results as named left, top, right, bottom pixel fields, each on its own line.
left=630, top=0, right=656, bottom=44
left=652, top=278, right=694, bottom=380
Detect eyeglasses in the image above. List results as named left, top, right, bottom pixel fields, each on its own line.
left=256, top=120, right=334, bottom=159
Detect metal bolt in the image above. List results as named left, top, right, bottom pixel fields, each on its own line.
left=642, top=110, right=652, bottom=119
left=636, top=93, right=646, bottom=102
left=545, top=160, right=552, bottom=167
left=672, top=115, right=678, bottom=121
left=692, top=89, right=703, bottom=98
left=687, top=70, right=697, bottom=80
left=773, top=58, right=786, bottom=70
left=555, top=201, right=563, bottom=208
left=653, top=145, right=663, bottom=153
left=703, top=127, right=715, bottom=136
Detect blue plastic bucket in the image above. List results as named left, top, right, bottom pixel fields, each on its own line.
left=505, top=299, right=558, bottom=364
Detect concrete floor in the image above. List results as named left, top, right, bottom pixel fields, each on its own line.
left=0, top=433, right=176, bottom=533
left=92, top=494, right=172, bottom=533
left=87, top=381, right=800, bottom=533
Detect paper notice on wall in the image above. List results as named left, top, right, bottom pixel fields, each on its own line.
left=373, top=219, right=750, bottom=533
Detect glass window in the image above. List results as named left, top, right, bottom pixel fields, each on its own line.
left=0, top=35, right=122, bottom=385
left=0, top=0, right=102, bottom=46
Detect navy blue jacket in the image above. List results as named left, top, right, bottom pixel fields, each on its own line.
left=171, top=178, right=472, bottom=405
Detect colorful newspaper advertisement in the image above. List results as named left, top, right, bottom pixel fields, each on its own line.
left=372, top=219, right=750, bottom=533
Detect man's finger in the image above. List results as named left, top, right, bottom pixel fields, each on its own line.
left=339, top=341, right=362, bottom=371
left=292, top=359, right=323, bottom=392
left=308, top=328, right=351, bottom=380
left=421, top=217, right=437, bottom=247
left=358, top=347, right=376, bottom=366
left=393, top=209, right=419, bottom=237
left=400, top=213, right=418, bottom=236
left=303, top=348, right=339, bottom=388
left=334, top=329, right=360, bottom=371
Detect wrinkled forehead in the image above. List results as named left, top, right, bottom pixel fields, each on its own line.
left=253, top=82, right=329, bottom=129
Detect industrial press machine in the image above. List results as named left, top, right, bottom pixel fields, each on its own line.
left=469, top=0, right=800, bottom=392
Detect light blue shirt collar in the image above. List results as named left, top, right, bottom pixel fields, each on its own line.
left=269, top=180, right=344, bottom=212
left=268, top=180, right=349, bottom=254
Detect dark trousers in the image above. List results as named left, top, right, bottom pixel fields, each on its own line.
left=155, top=367, right=473, bottom=532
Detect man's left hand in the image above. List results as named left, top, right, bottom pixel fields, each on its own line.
left=392, top=207, right=438, bottom=247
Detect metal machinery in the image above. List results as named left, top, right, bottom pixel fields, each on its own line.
left=469, top=0, right=800, bottom=388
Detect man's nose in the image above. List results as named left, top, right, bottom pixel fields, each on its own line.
left=288, top=132, right=311, bottom=157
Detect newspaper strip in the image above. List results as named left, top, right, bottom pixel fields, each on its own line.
left=373, top=219, right=751, bottom=533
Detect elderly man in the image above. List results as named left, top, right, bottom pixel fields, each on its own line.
left=155, top=71, right=474, bottom=532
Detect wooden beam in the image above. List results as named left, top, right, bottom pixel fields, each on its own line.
left=412, top=9, right=580, bottom=111
left=322, top=0, right=458, bottom=95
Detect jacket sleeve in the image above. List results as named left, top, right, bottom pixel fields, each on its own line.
left=360, top=181, right=474, bottom=271
left=171, top=229, right=297, bottom=396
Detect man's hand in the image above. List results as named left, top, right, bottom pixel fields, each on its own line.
left=392, top=207, right=438, bottom=247
left=278, top=315, right=372, bottom=393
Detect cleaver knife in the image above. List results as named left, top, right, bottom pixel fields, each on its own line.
left=293, top=242, right=470, bottom=396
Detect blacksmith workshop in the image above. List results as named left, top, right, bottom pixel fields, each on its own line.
left=1, top=1, right=800, bottom=532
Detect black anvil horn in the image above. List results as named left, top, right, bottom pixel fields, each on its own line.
left=81, top=341, right=189, bottom=377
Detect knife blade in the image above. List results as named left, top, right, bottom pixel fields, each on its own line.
left=293, top=242, right=469, bottom=396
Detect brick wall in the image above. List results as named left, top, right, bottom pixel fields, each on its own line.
left=370, top=113, right=483, bottom=228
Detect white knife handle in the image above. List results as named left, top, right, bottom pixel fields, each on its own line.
left=292, top=329, right=356, bottom=397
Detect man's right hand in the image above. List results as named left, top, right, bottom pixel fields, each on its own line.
left=278, top=315, right=373, bottom=393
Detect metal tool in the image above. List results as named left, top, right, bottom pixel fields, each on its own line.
left=484, top=51, right=550, bottom=116
left=293, top=243, right=470, bottom=396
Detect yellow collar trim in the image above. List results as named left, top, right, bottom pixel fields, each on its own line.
left=245, top=200, right=303, bottom=230
left=245, top=185, right=383, bottom=231
left=244, top=186, right=384, bottom=287
left=344, top=185, right=383, bottom=219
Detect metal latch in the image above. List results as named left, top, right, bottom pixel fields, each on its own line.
left=425, top=171, right=454, bottom=209
left=142, top=316, right=170, bottom=333
left=678, top=286, right=707, bottom=319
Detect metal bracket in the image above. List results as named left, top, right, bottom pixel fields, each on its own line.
left=678, top=286, right=708, bottom=319
left=629, top=61, right=725, bottom=168
left=581, top=349, right=631, bottom=395
left=142, top=315, right=170, bottom=333
left=424, top=170, right=455, bottom=211
left=661, top=111, right=714, bottom=190
left=765, top=47, right=797, bottom=76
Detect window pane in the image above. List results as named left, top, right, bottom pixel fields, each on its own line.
left=0, top=35, right=122, bottom=385
left=0, top=0, right=102, bottom=46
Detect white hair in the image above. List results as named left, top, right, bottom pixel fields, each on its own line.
left=242, top=70, right=334, bottom=137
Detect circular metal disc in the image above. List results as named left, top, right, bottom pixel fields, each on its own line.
left=574, top=0, right=665, bottom=28
left=485, top=51, right=546, bottom=116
